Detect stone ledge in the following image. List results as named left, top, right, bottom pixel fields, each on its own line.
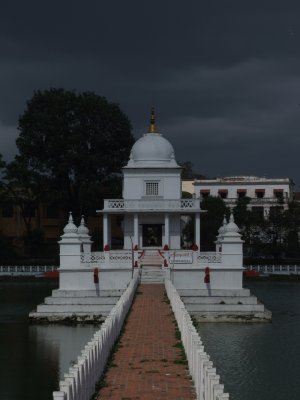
left=29, top=312, right=106, bottom=324
left=191, top=310, right=272, bottom=323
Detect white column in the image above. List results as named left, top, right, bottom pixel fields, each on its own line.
left=195, top=213, right=200, bottom=249
left=164, top=213, right=170, bottom=247
left=134, top=213, right=139, bottom=247
left=103, top=213, right=108, bottom=248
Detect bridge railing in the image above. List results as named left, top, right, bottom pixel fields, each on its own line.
left=53, top=270, right=140, bottom=400
left=0, top=265, right=57, bottom=275
left=165, top=278, right=230, bottom=400
left=246, top=264, right=300, bottom=274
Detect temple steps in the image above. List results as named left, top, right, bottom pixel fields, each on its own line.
left=44, top=296, right=119, bottom=305
left=140, top=266, right=164, bottom=284
left=29, top=289, right=124, bottom=322
left=36, top=304, right=114, bottom=313
left=179, top=289, right=271, bottom=322
left=140, top=250, right=163, bottom=267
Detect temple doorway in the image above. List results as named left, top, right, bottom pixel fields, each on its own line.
left=142, top=224, right=162, bottom=247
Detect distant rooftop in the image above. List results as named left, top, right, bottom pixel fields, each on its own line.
left=194, top=176, right=291, bottom=183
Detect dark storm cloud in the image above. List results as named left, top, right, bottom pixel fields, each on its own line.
left=0, top=0, right=300, bottom=184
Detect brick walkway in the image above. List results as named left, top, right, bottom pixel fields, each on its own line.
left=97, top=284, right=196, bottom=400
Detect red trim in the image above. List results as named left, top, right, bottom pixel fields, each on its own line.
left=218, top=189, right=228, bottom=193
left=200, top=189, right=210, bottom=193
left=237, top=189, right=247, bottom=193
left=255, top=189, right=265, bottom=193
left=273, top=189, right=284, bottom=192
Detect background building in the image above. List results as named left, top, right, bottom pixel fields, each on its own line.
left=183, top=176, right=293, bottom=218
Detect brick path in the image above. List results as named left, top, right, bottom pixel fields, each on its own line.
left=97, top=284, right=196, bottom=400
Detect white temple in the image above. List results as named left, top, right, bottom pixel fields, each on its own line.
left=30, top=110, right=271, bottom=322
left=99, top=109, right=201, bottom=251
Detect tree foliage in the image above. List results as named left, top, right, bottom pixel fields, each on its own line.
left=16, top=88, right=134, bottom=215
left=180, top=161, right=206, bottom=179
left=200, top=196, right=230, bottom=250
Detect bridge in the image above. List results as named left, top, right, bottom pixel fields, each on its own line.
left=53, top=270, right=230, bottom=400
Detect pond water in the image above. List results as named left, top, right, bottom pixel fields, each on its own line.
left=0, top=282, right=99, bottom=400
left=0, top=281, right=299, bottom=400
left=197, top=281, right=300, bottom=400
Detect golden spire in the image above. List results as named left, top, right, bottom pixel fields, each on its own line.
left=148, top=107, right=157, bottom=133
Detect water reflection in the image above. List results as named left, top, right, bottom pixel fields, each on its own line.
left=1, top=281, right=300, bottom=400
left=197, top=282, right=300, bottom=400
left=0, top=282, right=99, bottom=400
left=29, top=324, right=99, bottom=379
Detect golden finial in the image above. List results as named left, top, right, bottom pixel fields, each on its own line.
left=148, top=107, right=157, bottom=133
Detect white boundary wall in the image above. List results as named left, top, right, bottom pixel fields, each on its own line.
left=165, top=278, right=230, bottom=400
left=0, top=265, right=57, bottom=275
left=53, top=270, right=140, bottom=400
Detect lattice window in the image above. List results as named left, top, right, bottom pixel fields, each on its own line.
left=145, top=181, right=159, bottom=196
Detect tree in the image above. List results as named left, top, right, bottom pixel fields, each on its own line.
left=180, top=161, right=206, bottom=179
left=16, top=88, right=134, bottom=216
left=200, top=196, right=230, bottom=250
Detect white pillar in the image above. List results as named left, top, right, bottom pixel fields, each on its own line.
left=164, top=213, right=169, bottom=247
left=195, top=213, right=200, bottom=249
left=103, top=213, right=108, bottom=248
left=134, top=213, right=139, bottom=247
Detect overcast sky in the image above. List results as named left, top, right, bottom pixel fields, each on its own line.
left=1, top=1, right=300, bottom=187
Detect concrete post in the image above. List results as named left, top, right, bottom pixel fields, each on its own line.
left=164, top=213, right=170, bottom=247
left=134, top=213, right=139, bottom=247
left=103, top=213, right=108, bottom=248
left=58, top=212, right=81, bottom=269
left=195, top=212, right=200, bottom=249
left=78, top=215, right=93, bottom=252
left=219, top=213, right=244, bottom=269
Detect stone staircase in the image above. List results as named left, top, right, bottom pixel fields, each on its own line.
left=140, top=266, right=164, bottom=284
left=140, top=250, right=164, bottom=267
left=29, top=289, right=124, bottom=323
left=178, top=289, right=272, bottom=322
left=139, top=250, right=165, bottom=284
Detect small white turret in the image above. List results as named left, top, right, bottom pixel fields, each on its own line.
left=77, top=215, right=93, bottom=253
left=58, top=212, right=82, bottom=270
left=219, top=213, right=244, bottom=271
left=215, top=215, right=227, bottom=251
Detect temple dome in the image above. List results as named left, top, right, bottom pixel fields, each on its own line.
left=125, top=132, right=178, bottom=168
left=126, top=109, right=179, bottom=168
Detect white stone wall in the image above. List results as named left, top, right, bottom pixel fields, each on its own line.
left=123, top=168, right=181, bottom=200
left=59, top=268, right=132, bottom=290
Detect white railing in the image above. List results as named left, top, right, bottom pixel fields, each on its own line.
left=0, top=265, right=57, bottom=275
left=80, top=252, right=105, bottom=264
left=247, top=264, right=300, bottom=275
left=80, top=251, right=132, bottom=266
left=197, top=253, right=222, bottom=264
left=104, top=198, right=200, bottom=211
left=109, top=251, right=132, bottom=263
left=53, top=270, right=140, bottom=400
left=169, top=250, right=194, bottom=264
left=165, top=279, right=229, bottom=400
left=168, top=251, right=222, bottom=265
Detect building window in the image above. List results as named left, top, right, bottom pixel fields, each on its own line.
left=237, top=189, right=247, bottom=199
left=145, top=181, right=159, bottom=196
left=2, top=205, right=13, bottom=218
left=200, top=190, right=210, bottom=199
left=218, top=189, right=228, bottom=199
left=255, top=189, right=265, bottom=199
left=273, top=189, right=284, bottom=200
